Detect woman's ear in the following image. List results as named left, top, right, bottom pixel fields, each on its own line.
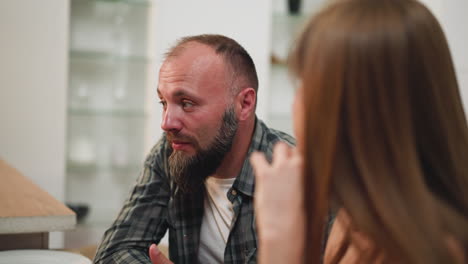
left=235, top=88, right=256, bottom=121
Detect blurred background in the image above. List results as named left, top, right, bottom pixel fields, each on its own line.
left=1, top=0, right=467, bottom=254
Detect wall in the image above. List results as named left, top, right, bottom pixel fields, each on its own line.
left=416, top=0, right=468, bottom=111
left=0, top=0, right=69, bottom=248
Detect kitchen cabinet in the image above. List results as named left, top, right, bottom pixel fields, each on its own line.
left=65, top=0, right=155, bottom=247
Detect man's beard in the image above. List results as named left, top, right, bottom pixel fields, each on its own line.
left=167, top=107, right=238, bottom=194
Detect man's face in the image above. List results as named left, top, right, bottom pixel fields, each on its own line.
left=157, top=43, right=238, bottom=192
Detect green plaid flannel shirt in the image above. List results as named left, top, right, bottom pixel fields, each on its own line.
left=93, top=119, right=295, bottom=264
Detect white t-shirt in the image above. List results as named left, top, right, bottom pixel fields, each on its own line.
left=198, top=176, right=236, bottom=264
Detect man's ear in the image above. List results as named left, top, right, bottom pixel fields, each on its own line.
left=235, top=88, right=256, bottom=121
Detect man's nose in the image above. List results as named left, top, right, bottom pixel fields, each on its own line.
left=161, top=108, right=183, bottom=133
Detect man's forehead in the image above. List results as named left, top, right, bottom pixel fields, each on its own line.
left=159, top=45, right=229, bottom=94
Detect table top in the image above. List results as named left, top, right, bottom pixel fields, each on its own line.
left=0, top=159, right=76, bottom=234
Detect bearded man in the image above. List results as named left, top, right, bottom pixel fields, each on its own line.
left=94, top=34, right=294, bottom=264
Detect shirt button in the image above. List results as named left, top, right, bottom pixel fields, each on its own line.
left=231, top=189, right=237, bottom=196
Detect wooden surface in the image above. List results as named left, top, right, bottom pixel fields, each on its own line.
left=0, top=159, right=76, bottom=234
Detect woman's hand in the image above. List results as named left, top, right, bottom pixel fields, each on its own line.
left=149, top=244, right=173, bottom=264
left=250, top=142, right=305, bottom=264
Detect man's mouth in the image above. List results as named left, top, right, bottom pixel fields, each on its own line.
left=171, top=140, right=192, bottom=151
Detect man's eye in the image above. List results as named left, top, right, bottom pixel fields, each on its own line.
left=159, top=100, right=167, bottom=109
left=182, top=101, right=194, bottom=109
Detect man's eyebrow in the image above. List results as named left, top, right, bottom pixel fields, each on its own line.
left=173, top=90, right=193, bottom=98
left=157, top=88, right=202, bottom=101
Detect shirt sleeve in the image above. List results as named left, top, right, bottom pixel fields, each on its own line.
left=93, top=138, right=172, bottom=264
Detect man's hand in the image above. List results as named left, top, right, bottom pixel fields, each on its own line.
left=149, top=244, right=173, bottom=264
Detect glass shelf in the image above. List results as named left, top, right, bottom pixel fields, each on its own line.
left=269, top=64, right=295, bottom=115
left=65, top=0, right=154, bottom=243
left=66, top=114, right=146, bottom=172
left=70, top=0, right=152, bottom=58
left=68, top=57, right=149, bottom=113
left=268, top=11, right=306, bottom=135
left=273, top=12, right=308, bottom=24
left=66, top=113, right=146, bottom=227
left=66, top=165, right=142, bottom=226
left=94, top=0, right=153, bottom=7
left=271, top=12, right=309, bottom=64
left=68, top=108, right=147, bottom=117
left=70, top=50, right=152, bottom=63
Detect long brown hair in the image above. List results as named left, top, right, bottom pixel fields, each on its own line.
left=289, top=0, right=468, bottom=263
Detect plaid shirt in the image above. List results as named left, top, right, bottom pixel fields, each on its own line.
left=93, top=119, right=295, bottom=264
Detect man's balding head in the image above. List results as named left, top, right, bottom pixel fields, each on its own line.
left=164, top=34, right=258, bottom=97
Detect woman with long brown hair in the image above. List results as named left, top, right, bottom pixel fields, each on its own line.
left=251, top=0, right=468, bottom=263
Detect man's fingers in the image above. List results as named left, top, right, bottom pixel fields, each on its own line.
left=149, top=244, right=173, bottom=264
